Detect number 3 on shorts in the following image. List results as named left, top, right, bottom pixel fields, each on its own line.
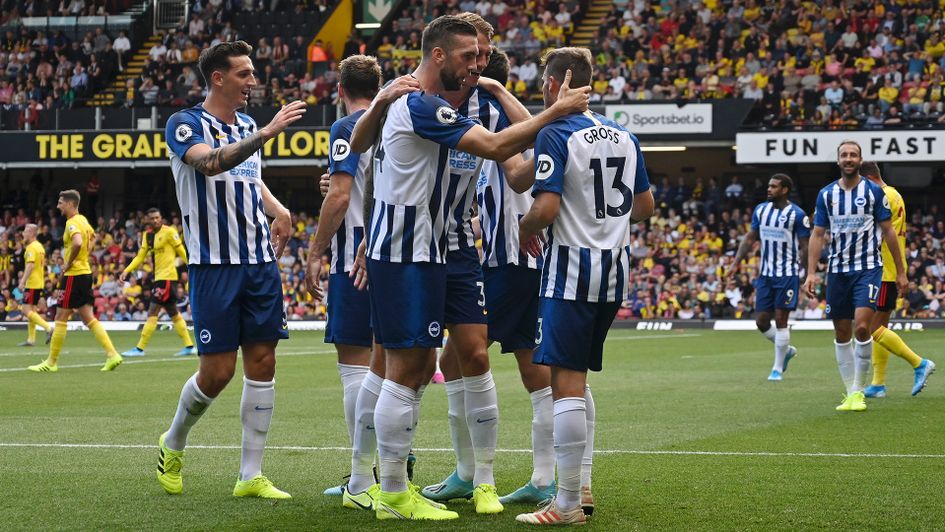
left=476, top=281, right=485, bottom=307
left=536, top=318, right=543, bottom=345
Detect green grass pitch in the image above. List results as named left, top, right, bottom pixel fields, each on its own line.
left=1, top=327, right=943, bottom=531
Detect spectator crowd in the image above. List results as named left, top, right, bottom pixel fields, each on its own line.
left=1, top=176, right=944, bottom=323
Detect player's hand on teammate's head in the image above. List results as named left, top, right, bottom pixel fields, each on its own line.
left=554, top=69, right=591, bottom=114
left=377, top=75, right=421, bottom=104
left=261, top=100, right=307, bottom=140
left=319, top=172, right=330, bottom=196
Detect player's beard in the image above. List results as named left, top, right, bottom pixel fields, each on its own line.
left=440, top=67, right=464, bottom=91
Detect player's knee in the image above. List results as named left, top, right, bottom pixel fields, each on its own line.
left=461, top=348, right=490, bottom=376
left=854, top=325, right=872, bottom=341
left=755, top=317, right=769, bottom=331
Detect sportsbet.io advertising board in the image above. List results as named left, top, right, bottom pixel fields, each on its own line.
left=606, top=104, right=713, bottom=134
left=735, top=130, right=945, bottom=163
left=0, top=128, right=332, bottom=168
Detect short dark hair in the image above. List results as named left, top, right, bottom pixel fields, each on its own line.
left=421, top=15, right=478, bottom=58
left=146, top=207, right=161, bottom=216
left=198, top=40, right=253, bottom=85
left=59, top=189, right=81, bottom=205
left=770, top=173, right=794, bottom=192
left=541, top=47, right=593, bottom=88
left=481, top=47, right=510, bottom=85
left=338, top=55, right=382, bottom=100
left=836, top=139, right=862, bottom=157
left=859, top=161, right=881, bottom=178
left=455, top=12, right=494, bottom=40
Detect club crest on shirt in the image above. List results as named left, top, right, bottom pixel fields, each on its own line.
left=535, top=154, right=554, bottom=181
left=175, top=123, right=193, bottom=143
left=854, top=196, right=867, bottom=208
left=436, top=106, right=458, bottom=125
left=778, top=214, right=788, bottom=223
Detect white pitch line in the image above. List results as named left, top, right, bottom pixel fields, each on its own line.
left=606, top=333, right=701, bottom=341
left=0, top=442, right=942, bottom=459
left=0, top=349, right=338, bottom=372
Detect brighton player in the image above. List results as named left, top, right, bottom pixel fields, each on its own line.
left=726, top=174, right=809, bottom=381
left=346, top=15, right=590, bottom=521
left=157, top=41, right=304, bottom=498
left=802, top=141, right=908, bottom=412
left=28, top=190, right=123, bottom=373
left=515, top=47, right=654, bottom=525
left=17, top=223, right=52, bottom=347
left=304, top=54, right=381, bottom=497
left=120, top=208, right=196, bottom=357
left=858, top=161, right=935, bottom=397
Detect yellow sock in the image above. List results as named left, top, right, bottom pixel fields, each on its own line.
left=28, top=311, right=51, bottom=331
left=873, top=326, right=923, bottom=368
left=27, top=321, right=36, bottom=344
left=88, top=319, right=118, bottom=357
left=871, top=341, right=890, bottom=386
left=138, top=316, right=159, bottom=350
left=48, top=321, right=68, bottom=365
left=171, top=314, right=194, bottom=347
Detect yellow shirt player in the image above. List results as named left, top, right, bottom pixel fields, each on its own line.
left=17, top=224, right=52, bottom=346
left=27, top=190, right=122, bottom=373
left=119, top=208, right=195, bottom=357
left=860, top=162, right=935, bottom=398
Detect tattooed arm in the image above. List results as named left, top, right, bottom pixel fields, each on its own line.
left=182, top=100, right=307, bottom=176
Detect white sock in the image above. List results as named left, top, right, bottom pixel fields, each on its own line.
left=165, top=373, right=213, bottom=451
left=338, top=363, right=369, bottom=445
left=774, top=328, right=790, bottom=372
left=239, top=377, right=275, bottom=481
left=553, top=397, right=586, bottom=511
left=464, top=371, right=499, bottom=487
left=375, top=379, right=416, bottom=493
left=761, top=326, right=776, bottom=343
left=835, top=340, right=855, bottom=394
left=529, top=386, right=555, bottom=489
left=853, top=339, right=873, bottom=393
left=349, top=371, right=383, bottom=494
left=445, top=378, right=475, bottom=482
left=414, top=384, right=427, bottom=430
left=582, top=385, right=595, bottom=489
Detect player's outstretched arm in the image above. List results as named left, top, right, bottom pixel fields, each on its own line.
left=349, top=75, right=421, bottom=152
left=797, top=236, right=810, bottom=277
left=456, top=70, right=590, bottom=162
left=477, top=76, right=533, bottom=124
left=502, top=154, right=535, bottom=193
left=879, top=219, right=908, bottom=293
left=184, top=101, right=306, bottom=176
left=802, top=226, right=827, bottom=298
left=121, top=237, right=148, bottom=281
left=727, top=229, right=759, bottom=278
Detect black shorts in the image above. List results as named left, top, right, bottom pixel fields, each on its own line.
left=23, top=288, right=45, bottom=306
left=150, top=280, right=179, bottom=306
left=876, top=281, right=899, bottom=312
left=58, top=274, right=93, bottom=309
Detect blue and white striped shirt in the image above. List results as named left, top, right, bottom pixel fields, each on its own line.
left=751, top=201, right=811, bottom=277
left=165, top=104, right=276, bottom=265
left=477, top=156, right=542, bottom=270
left=813, top=177, right=891, bottom=273
left=367, top=92, right=476, bottom=264
left=533, top=112, right=650, bottom=303
left=444, top=87, right=510, bottom=252
left=327, top=109, right=370, bottom=274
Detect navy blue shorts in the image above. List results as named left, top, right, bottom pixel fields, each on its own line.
left=826, top=267, right=883, bottom=320
left=445, top=247, right=487, bottom=325
left=483, top=264, right=541, bottom=353
left=189, top=262, right=289, bottom=354
left=325, top=272, right=372, bottom=347
left=533, top=297, right=621, bottom=372
left=367, top=259, right=446, bottom=349
left=754, top=275, right=799, bottom=312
